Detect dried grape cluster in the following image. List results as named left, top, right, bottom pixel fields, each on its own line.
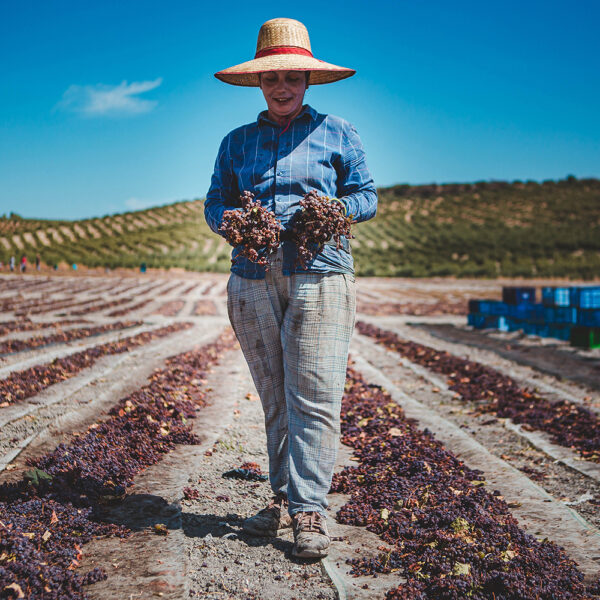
left=356, top=321, right=600, bottom=462
left=0, top=320, right=141, bottom=354
left=0, top=328, right=237, bottom=599
left=290, top=190, right=353, bottom=268
left=332, top=363, right=599, bottom=599
left=219, top=191, right=282, bottom=266
left=0, top=322, right=192, bottom=407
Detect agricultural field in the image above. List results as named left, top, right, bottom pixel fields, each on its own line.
left=2, top=176, right=599, bottom=278
left=1, top=272, right=599, bottom=599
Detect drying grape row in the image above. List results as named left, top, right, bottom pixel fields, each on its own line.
left=0, top=322, right=192, bottom=407
left=356, top=321, right=600, bottom=462
left=0, top=321, right=141, bottom=354
left=106, top=298, right=153, bottom=317
left=192, top=300, right=217, bottom=316
left=0, top=329, right=237, bottom=599
left=289, top=190, right=353, bottom=268
left=201, top=281, right=218, bottom=295
left=332, top=364, right=599, bottom=599
left=13, top=297, right=99, bottom=317
left=219, top=191, right=282, bottom=266
left=181, top=283, right=200, bottom=295
left=0, top=318, right=87, bottom=336
left=153, top=300, right=185, bottom=317
left=66, top=296, right=136, bottom=316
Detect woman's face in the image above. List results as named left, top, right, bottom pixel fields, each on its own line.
left=259, top=70, right=307, bottom=123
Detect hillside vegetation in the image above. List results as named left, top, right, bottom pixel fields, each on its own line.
left=1, top=177, right=599, bottom=278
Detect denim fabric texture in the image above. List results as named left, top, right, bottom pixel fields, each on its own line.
left=226, top=248, right=356, bottom=516
left=204, top=104, right=377, bottom=279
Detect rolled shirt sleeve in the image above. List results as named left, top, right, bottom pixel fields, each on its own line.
left=336, top=122, right=378, bottom=223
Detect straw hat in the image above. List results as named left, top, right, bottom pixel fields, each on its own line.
left=215, top=18, right=355, bottom=87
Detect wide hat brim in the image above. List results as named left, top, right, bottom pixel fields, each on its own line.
left=215, top=54, right=355, bottom=87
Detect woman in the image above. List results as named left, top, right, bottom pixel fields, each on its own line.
left=204, top=17, right=377, bottom=558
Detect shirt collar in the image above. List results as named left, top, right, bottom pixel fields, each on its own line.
left=257, top=104, right=317, bottom=126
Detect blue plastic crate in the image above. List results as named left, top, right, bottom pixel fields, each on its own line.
left=477, top=301, right=509, bottom=316
left=508, top=303, right=529, bottom=319
left=508, top=303, right=545, bottom=321
left=543, top=306, right=578, bottom=324
left=542, top=287, right=571, bottom=307
left=468, top=299, right=482, bottom=313
left=578, top=309, right=600, bottom=327
left=502, top=286, right=536, bottom=305
left=468, top=314, right=509, bottom=331
left=548, top=324, right=572, bottom=341
left=468, top=313, right=487, bottom=329
left=527, top=304, right=546, bottom=323
left=507, top=318, right=524, bottom=332
left=533, top=323, right=551, bottom=337
left=570, top=287, right=600, bottom=309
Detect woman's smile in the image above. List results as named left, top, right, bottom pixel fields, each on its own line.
left=260, top=70, right=307, bottom=126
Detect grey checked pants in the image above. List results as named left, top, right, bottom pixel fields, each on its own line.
left=226, top=248, right=356, bottom=517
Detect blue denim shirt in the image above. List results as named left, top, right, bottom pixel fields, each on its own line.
left=204, top=104, right=377, bottom=279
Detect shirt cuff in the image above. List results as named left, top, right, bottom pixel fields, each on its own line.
left=330, top=197, right=348, bottom=216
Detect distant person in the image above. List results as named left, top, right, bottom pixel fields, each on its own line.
left=35, top=254, right=41, bottom=271
left=53, top=264, right=58, bottom=271
left=9, top=256, right=15, bottom=272
left=20, top=255, right=27, bottom=273
left=140, top=262, right=147, bottom=273
left=72, top=263, right=77, bottom=271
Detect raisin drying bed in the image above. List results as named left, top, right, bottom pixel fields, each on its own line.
left=0, top=324, right=225, bottom=474
left=356, top=321, right=600, bottom=463
left=354, top=332, right=600, bottom=485
left=346, top=343, right=600, bottom=579
left=0, top=322, right=151, bottom=376
left=80, top=347, right=245, bottom=600
left=419, top=321, right=600, bottom=393
left=0, top=328, right=237, bottom=599
left=364, top=316, right=594, bottom=411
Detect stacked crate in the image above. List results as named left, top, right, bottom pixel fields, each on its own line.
left=467, top=286, right=600, bottom=348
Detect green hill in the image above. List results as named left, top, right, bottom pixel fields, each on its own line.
left=2, top=176, right=599, bottom=278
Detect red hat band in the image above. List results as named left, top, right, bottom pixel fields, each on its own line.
left=254, top=46, right=314, bottom=59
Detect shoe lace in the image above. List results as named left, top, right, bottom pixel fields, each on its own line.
left=264, top=494, right=287, bottom=512
left=295, top=511, right=325, bottom=534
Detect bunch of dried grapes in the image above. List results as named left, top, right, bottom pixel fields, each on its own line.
left=290, top=190, right=353, bottom=268
left=219, top=191, right=282, bottom=266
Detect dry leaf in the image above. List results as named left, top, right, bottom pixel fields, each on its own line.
left=4, top=583, right=24, bottom=598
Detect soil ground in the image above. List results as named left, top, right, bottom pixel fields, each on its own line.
left=1, top=273, right=599, bottom=598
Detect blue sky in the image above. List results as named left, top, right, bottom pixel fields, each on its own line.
left=1, top=0, right=599, bottom=220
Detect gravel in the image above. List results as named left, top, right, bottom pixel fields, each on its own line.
left=182, top=370, right=338, bottom=600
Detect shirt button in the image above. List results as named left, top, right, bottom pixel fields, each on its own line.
left=276, top=170, right=283, bottom=176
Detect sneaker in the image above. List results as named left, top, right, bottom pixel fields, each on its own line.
left=291, top=511, right=330, bottom=558
left=242, top=495, right=292, bottom=537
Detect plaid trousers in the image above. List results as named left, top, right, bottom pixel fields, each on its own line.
left=227, top=248, right=356, bottom=516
